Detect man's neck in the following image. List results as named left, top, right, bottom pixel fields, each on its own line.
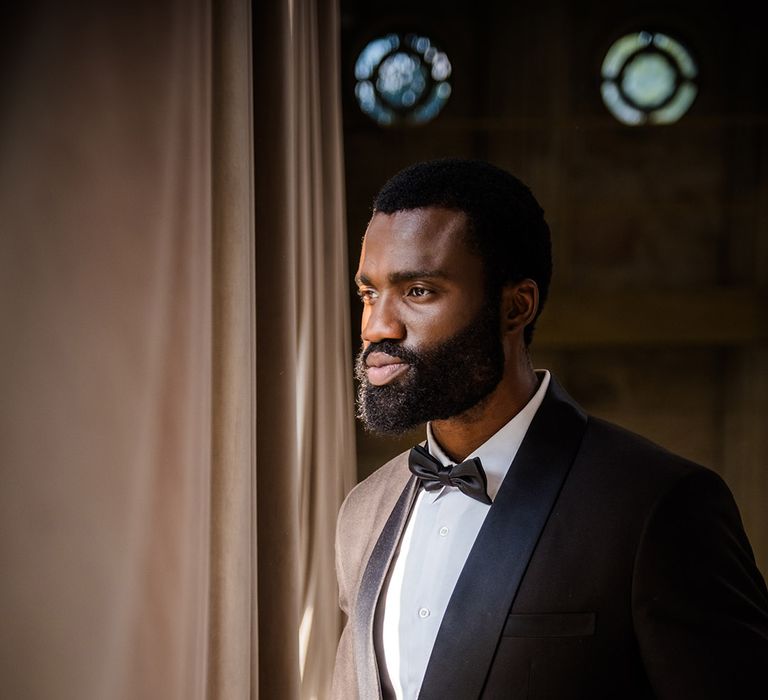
left=430, top=365, right=539, bottom=463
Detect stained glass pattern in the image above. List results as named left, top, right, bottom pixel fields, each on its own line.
left=601, top=31, right=698, bottom=126
left=355, top=34, right=452, bottom=126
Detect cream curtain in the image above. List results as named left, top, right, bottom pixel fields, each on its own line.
left=290, top=3, right=358, bottom=699
left=0, top=0, right=354, bottom=698
left=252, top=1, right=356, bottom=699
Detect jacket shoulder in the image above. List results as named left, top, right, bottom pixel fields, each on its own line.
left=339, top=448, right=412, bottom=530
left=581, top=415, right=708, bottom=485
left=557, top=414, right=723, bottom=546
left=335, top=449, right=412, bottom=611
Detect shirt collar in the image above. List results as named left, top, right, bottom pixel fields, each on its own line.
left=425, top=370, right=551, bottom=503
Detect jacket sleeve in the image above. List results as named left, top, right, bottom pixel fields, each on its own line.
left=632, top=468, right=768, bottom=698
left=331, top=490, right=358, bottom=699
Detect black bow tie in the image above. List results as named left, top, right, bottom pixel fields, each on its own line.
left=408, top=444, right=492, bottom=505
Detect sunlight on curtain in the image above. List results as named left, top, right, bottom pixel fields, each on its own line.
left=292, top=2, right=357, bottom=699
left=253, top=1, right=357, bottom=698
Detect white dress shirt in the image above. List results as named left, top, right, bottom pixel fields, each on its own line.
left=380, top=370, right=551, bottom=699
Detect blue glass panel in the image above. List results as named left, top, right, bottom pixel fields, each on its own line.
left=354, top=33, right=452, bottom=126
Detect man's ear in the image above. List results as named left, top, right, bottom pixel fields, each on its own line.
left=501, top=279, right=539, bottom=334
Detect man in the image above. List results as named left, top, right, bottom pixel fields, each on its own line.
left=332, top=159, right=768, bottom=699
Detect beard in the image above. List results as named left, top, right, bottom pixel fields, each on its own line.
left=355, top=302, right=505, bottom=435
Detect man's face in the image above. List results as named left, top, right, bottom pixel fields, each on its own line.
left=354, top=207, right=505, bottom=434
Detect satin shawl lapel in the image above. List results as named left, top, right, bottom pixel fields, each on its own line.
left=354, top=468, right=419, bottom=699
left=418, top=379, right=587, bottom=699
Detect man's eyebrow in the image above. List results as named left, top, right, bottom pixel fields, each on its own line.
left=355, top=269, right=449, bottom=286
left=388, top=269, right=448, bottom=284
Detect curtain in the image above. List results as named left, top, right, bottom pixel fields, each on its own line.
left=0, top=1, right=214, bottom=697
left=290, top=2, right=358, bottom=698
left=0, top=0, right=355, bottom=697
left=253, top=1, right=356, bottom=698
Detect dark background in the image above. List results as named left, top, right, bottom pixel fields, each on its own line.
left=339, top=0, right=768, bottom=572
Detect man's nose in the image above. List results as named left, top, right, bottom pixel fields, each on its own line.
left=361, top=295, right=405, bottom=343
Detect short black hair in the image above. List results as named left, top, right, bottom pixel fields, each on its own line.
left=373, top=158, right=552, bottom=346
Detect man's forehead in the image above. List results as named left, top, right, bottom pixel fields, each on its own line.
left=357, top=207, right=479, bottom=281
left=362, top=207, right=470, bottom=255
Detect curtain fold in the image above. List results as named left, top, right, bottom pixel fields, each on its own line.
left=291, top=2, right=358, bottom=699
left=208, top=0, right=257, bottom=697
left=252, top=0, right=302, bottom=697
left=253, top=0, right=357, bottom=697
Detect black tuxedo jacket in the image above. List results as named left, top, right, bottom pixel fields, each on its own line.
left=332, top=377, right=768, bottom=699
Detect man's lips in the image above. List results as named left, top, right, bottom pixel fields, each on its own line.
left=365, top=351, right=410, bottom=386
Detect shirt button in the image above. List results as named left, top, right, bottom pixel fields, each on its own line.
left=418, top=607, right=430, bottom=619
left=439, top=526, right=449, bottom=537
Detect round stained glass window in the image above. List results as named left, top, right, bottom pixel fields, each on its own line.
left=354, top=33, right=452, bottom=126
left=601, top=31, right=698, bottom=126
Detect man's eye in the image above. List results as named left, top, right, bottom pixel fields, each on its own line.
left=357, top=288, right=377, bottom=303
left=407, top=287, right=431, bottom=298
